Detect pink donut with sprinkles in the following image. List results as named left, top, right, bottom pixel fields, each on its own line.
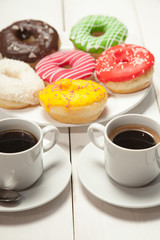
left=36, top=50, right=95, bottom=85
left=96, top=44, right=154, bottom=93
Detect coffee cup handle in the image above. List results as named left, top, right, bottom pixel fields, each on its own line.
left=42, top=125, right=59, bottom=153
left=88, top=123, right=105, bottom=150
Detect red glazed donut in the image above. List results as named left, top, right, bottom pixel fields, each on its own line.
left=95, top=44, right=155, bottom=93
left=36, top=50, right=95, bottom=85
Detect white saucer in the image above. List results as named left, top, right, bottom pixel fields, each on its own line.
left=0, top=144, right=71, bottom=212
left=78, top=137, right=160, bottom=209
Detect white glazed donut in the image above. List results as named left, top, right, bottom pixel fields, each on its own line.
left=35, top=50, right=95, bottom=85
left=0, top=58, right=44, bottom=109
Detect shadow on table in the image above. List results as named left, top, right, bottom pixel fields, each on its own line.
left=80, top=181, right=160, bottom=222
left=0, top=183, right=71, bottom=225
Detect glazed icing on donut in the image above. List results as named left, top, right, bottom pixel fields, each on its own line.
left=38, top=79, right=107, bottom=110
left=0, top=20, right=59, bottom=63
left=96, top=44, right=155, bottom=82
left=70, top=15, right=128, bottom=54
left=36, top=50, right=95, bottom=84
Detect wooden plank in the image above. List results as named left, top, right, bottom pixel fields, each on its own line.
left=134, top=0, right=160, bottom=62
left=64, top=0, right=142, bottom=45
left=70, top=88, right=160, bottom=240
left=134, top=0, right=160, bottom=115
left=0, top=112, right=73, bottom=240
left=65, top=0, right=160, bottom=239
left=0, top=1, right=73, bottom=240
left=0, top=0, right=63, bottom=30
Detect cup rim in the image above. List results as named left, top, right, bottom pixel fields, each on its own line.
left=105, top=114, right=160, bottom=152
left=0, top=118, right=42, bottom=155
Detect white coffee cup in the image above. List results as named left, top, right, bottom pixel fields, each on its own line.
left=88, top=114, right=160, bottom=187
left=0, top=118, right=59, bottom=190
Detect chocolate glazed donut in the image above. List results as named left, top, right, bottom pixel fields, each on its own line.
left=0, top=20, right=60, bottom=67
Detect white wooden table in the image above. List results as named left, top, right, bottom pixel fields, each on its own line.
left=1, top=0, right=160, bottom=239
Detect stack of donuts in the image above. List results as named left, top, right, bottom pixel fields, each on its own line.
left=0, top=15, right=155, bottom=124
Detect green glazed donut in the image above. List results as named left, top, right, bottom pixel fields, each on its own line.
left=70, top=15, right=128, bottom=57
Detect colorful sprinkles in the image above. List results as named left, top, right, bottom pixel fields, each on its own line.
left=38, top=79, right=107, bottom=112
left=96, top=44, right=155, bottom=83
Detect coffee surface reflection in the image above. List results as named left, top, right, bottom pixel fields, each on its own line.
left=0, top=130, right=37, bottom=153
left=109, top=124, right=160, bottom=150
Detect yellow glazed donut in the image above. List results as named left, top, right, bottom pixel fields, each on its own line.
left=0, top=58, right=44, bottom=109
left=38, top=79, right=108, bottom=124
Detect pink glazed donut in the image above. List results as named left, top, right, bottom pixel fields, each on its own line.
left=35, top=50, right=96, bottom=85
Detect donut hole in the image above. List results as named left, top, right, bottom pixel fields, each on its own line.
left=62, top=65, right=72, bottom=69
left=3, top=69, right=20, bottom=80
left=119, top=58, right=129, bottom=63
left=16, top=29, right=36, bottom=43
left=60, top=61, right=73, bottom=69
left=91, top=31, right=105, bottom=37
left=90, top=25, right=105, bottom=37
left=114, top=51, right=129, bottom=64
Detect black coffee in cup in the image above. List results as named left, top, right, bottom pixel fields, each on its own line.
left=0, top=130, right=38, bottom=153
left=109, top=124, right=160, bottom=150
